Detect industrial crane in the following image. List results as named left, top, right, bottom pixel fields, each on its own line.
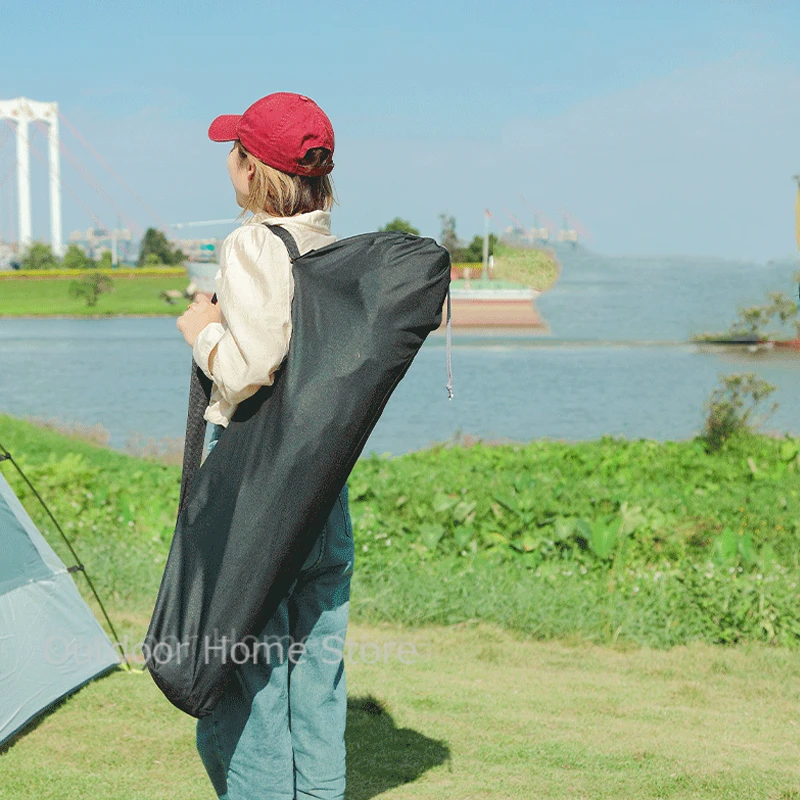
left=559, top=207, right=592, bottom=244
left=518, top=195, right=555, bottom=243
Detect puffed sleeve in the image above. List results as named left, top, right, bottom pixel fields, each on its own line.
left=192, top=224, right=293, bottom=408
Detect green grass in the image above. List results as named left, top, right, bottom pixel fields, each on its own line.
left=3, top=620, right=800, bottom=799
left=0, top=274, right=190, bottom=316
left=349, top=432, right=800, bottom=647
left=2, top=414, right=800, bottom=648
left=4, top=416, right=800, bottom=796
left=0, top=253, right=563, bottom=316
left=491, top=243, right=561, bottom=291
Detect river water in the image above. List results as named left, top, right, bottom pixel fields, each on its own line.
left=1, top=246, right=798, bottom=454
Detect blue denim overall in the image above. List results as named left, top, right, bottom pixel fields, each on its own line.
left=196, top=424, right=355, bottom=800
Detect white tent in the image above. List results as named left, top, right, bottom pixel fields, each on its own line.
left=0, top=470, right=120, bottom=745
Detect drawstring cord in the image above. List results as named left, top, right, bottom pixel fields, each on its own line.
left=445, top=287, right=454, bottom=400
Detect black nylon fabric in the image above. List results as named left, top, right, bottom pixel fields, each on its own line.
left=144, top=230, right=450, bottom=717
left=179, top=354, right=213, bottom=515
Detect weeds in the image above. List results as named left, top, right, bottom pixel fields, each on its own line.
left=702, top=373, right=778, bottom=451
left=124, top=433, right=184, bottom=465
left=3, top=414, right=800, bottom=648
left=24, top=416, right=111, bottom=447
left=68, top=272, right=115, bottom=307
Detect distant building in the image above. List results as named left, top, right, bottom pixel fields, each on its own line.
left=69, top=227, right=133, bottom=263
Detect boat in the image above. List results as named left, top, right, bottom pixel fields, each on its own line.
left=437, top=261, right=550, bottom=329
left=438, top=283, right=545, bottom=329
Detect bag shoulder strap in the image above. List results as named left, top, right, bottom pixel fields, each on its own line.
left=264, top=223, right=301, bottom=261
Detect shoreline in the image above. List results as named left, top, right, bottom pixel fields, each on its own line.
left=1, top=315, right=794, bottom=348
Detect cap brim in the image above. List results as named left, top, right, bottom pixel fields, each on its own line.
left=208, top=114, right=241, bottom=142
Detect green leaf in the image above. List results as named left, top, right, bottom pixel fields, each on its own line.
left=575, top=519, right=593, bottom=543
left=553, top=517, right=576, bottom=541
left=619, top=502, right=646, bottom=536
left=454, top=525, right=474, bottom=549
left=714, top=528, right=738, bottom=564
left=781, top=440, right=800, bottom=463
left=516, top=533, right=539, bottom=553
left=453, top=500, right=477, bottom=524
left=433, top=492, right=458, bottom=514
left=738, top=531, right=755, bottom=564
left=493, top=494, right=521, bottom=516
left=590, top=520, right=618, bottom=560
left=484, top=531, right=509, bottom=546
left=419, top=523, right=446, bottom=549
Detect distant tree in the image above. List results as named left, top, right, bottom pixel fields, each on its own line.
left=451, top=234, right=498, bottom=264
left=20, top=242, right=59, bottom=270
left=96, top=251, right=114, bottom=270
left=766, top=291, right=798, bottom=325
left=61, top=244, right=95, bottom=271
left=379, top=217, right=420, bottom=236
left=795, top=271, right=800, bottom=338
left=137, top=228, right=186, bottom=267
left=729, top=292, right=798, bottom=338
left=437, top=213, right=460, bottom=255
left=693, top=281, right=800, bottom=342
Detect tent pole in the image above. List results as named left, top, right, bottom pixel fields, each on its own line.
left=0, top=443, right=131, bottom=671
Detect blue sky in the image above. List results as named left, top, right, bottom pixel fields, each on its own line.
left=1, top=0, right=799, bottom=259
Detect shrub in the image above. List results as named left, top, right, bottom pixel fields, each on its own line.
left=702, top=373, right=777, bottom=452
left=68, top=272, right=115, bottom=307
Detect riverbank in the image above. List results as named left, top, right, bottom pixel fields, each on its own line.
left=6, top=415, right=800, bottom=795
left=3, top=413, right=799, bottom=648
left=1, top=254, right=560, bottom=325
left=0, top=274, right=189, bottom=316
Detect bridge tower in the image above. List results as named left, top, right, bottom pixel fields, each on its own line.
left=0, top=98, right=63, bottom=255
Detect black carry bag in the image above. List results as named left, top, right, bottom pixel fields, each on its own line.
left=144, top=227, right=451, bottom=717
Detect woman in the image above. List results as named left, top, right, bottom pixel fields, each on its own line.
left=176, top=91, right=354, bottom=800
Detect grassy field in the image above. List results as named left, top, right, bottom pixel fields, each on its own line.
left=0, top=273, right=190, bottom=316
left=3, top=618, right=800, bottom=799
left=451, top=248, right=562, bottom=293
left=492, top=244, right=561, bottom=291
left=2, top=414, right=800, bottom=647
left=2, top=415, right=800, bottom=797
left=0, top=245, right=562, bottom=318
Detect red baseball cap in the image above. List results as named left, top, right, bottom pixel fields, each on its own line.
left=208, top=92, right=334, bottom=176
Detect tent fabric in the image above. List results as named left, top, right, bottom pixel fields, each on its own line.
left=0, top=471, right=120, bottom=746
left=145, top=230, right=450, bottom=718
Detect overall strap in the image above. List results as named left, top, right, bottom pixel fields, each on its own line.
left=264, top=223, right=301, bottom=261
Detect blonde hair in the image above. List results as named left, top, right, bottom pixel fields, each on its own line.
left=233, top=141, right=335, bottom=217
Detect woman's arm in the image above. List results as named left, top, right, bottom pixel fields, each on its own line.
left=187, top=225, right=294, bottom=408
left=177, top=294, right=222, bottom=347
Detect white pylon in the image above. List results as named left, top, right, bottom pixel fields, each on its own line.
left=0, top=98, right=63, bottom=256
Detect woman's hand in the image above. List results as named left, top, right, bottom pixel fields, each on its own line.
left=177, top=294, right=223, bottom=347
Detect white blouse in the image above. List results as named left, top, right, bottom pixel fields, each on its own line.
left=192, top=209, right=337, bottom=427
